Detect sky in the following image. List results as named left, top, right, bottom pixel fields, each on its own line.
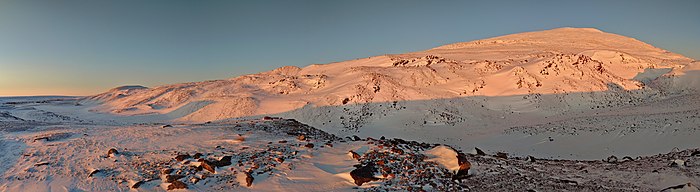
left=0, top=0, right=698, bottom=96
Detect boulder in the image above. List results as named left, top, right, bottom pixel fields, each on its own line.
left=131, top=180, right=145, bottom=189
left=495, top=152, right=508, bottom=159
left=305, top=143, right=315, bottom=148
left=215, top=156, right=233, bottom=167
left=526, top=156, right=536, bottom=162
left=474, top=147, right=486, bottom=156
left=350, top=163, right=378, bottom=186
left=107, top=148, right=119, bottom=157
left=349, top=151, right=361, bottom=160
left=660, top=183, right=699, bottom=192
left=606, top=155, right=618, bottom=163
left=245, top=172, right=254, bottom=187
left=167, top=180, right=187, bottom=190
left=453, top=153, right=471, bottom=180
left=201, top=160, right=216, bottom=173
left=164, top=174, right=185, bottom=183
left=175, top=154, right=191, bottom=162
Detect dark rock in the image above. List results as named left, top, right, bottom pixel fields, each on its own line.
left=691, top=151, right=700, bottom=156
left=193, top=153, right=203, bottom=159
left=167, top=180, right=187, bottom=190
left=305, top=143, right=314, bottom=148
left=352, top=135, right=362, bottom=141
left=131, top=180, right=145, bottom=189
left=453, top=153, right=471, bottom=180
left=349, top=151, right=361, bottom=160
left=107, top=148, right=119, bottom=157
left=621, top=156, right=634, bottom=162
left=661, top=183, right=699, bottom=192
left=34, top=162, right=49, bottom=166
left=215, top=156, right=232, bottom=167
left=87, top=169, right=101, bottom=178
left=160, top=168, right=173, bottom=175
left=245, top=172, right=254, bottom=187
left=162, top=124, right=172, bottom=128
left=495, top=152, right=508, bottom=159
left=201, top=160, right=216, bottom=173
left=527, top=156, right=537, bottom=163
left=350, top=163, right=378, bottom=186
left=606, top=155, right=618, bottom=163
left=175, top=154, right=191, bottom=161
left=474, top=147, right=486, bottom=156
left=278, top=140, right=288, bottom=143
left=164, top=174, right=185, bottom=183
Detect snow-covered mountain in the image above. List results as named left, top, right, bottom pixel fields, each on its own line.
left=86, top=28, right=694, bottom=121
left=83, top=28, right=700, bottom=159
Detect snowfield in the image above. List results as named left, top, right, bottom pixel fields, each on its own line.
left=1, top=27, right=700, bottom=191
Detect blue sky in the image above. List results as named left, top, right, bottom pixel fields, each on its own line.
left=1, top=0, right=698, bottom=96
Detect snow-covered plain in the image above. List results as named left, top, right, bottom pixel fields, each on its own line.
left=2, top=27, right=700, bottom=191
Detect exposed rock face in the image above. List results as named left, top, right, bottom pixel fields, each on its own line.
left=350, top=163, right=379, bottom=186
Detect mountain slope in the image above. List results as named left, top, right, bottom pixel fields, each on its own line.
left=83, top=28, right=699, bottom=156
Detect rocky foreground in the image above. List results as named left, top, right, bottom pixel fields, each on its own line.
left=1, top=117, right=699, bottom=191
